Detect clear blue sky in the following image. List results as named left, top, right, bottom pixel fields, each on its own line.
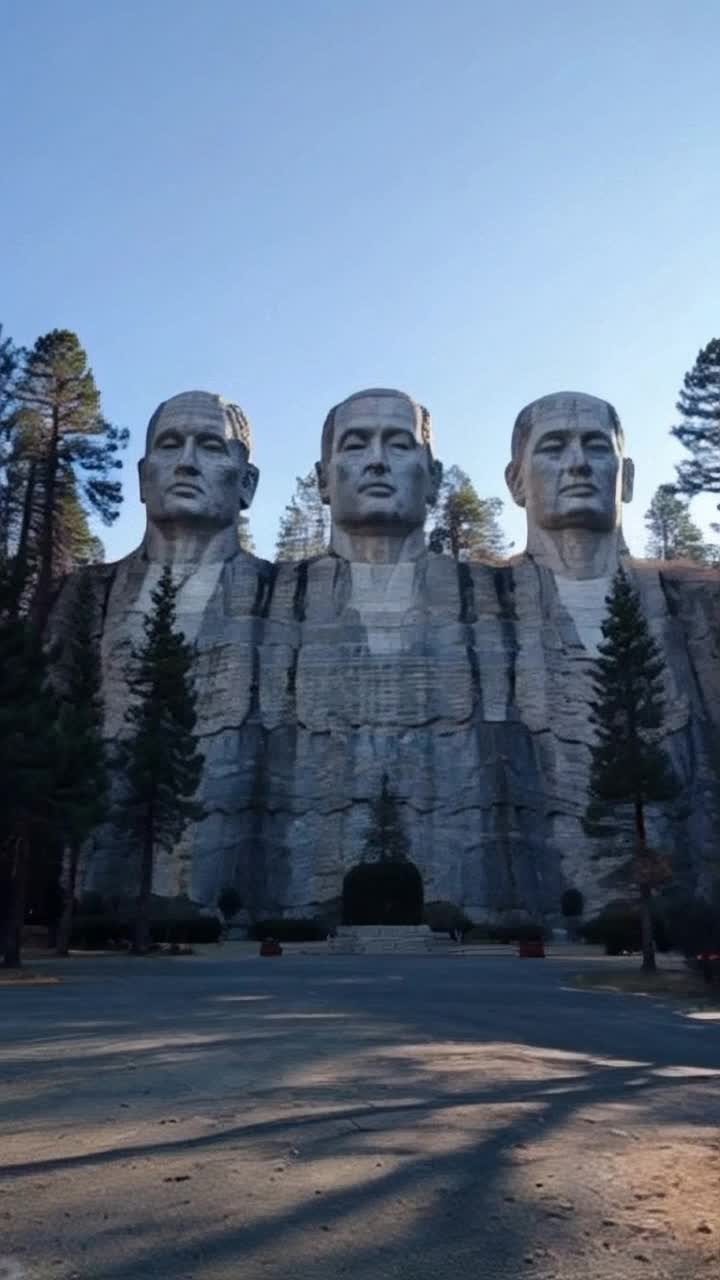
left=2, top=0, right=719, bottom=560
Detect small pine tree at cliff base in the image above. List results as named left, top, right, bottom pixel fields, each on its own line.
left=115, top=565, right=204, bottom=954
left=342, top=776, right=424, bottom=926
left=586, top=569, right=679, bottom=973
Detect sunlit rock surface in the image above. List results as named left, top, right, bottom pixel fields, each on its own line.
left=53, top=553, right=720, bottom=922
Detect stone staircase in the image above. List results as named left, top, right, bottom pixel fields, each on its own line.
left=327, top=924, right=451, bottom=955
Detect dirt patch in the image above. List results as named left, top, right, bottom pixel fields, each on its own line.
left=572, top=968, right=720, bottom=1003
left=0, top=971, right=60, bottom=986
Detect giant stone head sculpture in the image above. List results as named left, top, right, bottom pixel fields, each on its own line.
left=138, top=390, right=258, bottom=530
left=316, top=388, right=442, bottom=535
left=505, top=391, right=634, bottom=535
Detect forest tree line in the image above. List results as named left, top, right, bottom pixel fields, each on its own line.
left=2, top=323, right=720, bottom=968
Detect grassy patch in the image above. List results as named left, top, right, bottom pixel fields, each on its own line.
left=572, top=968, right=719, bottom=1002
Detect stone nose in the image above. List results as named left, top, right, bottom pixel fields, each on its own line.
left=365, top=457, right=390, bottom=475
left=565, top=440, right=591, bottom=473
left=364, top=437, right=390, bottom=472
left=176, top=438, right=200, bottom=473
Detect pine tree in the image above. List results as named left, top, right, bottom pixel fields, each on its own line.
left=644, top=484, right=707, bottom=561
left=363, top=774, right=411, bottom=863
left=13, top=330, right=127, bottom=627
left=275, top=470, right=328, bottom=560
left=428, top=465, right=507, bottom=560
left=587, top=569, right=678, bottom=972
left=672, top=338, right=720, bottom=499
left=342, top=776, right=422, bottom=925
left=0, top=570, right=59, bottom=966
left=116, top=565, right=204, bottom=953
left=52, top=572, right=109, bottom=955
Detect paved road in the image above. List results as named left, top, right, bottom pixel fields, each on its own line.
left=1, top=949, right=719, bottom=1280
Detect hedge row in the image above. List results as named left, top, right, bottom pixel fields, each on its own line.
left=70, top=914, right=222, bottom=948
left=580, top=907, right=671, bottom=955
left=464, top=923, right=546, bottom=943
left=251, top=918, right=327, bottom=942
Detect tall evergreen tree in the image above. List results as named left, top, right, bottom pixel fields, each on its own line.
left=275, top=470, right=329, bottom=560
left=586, top=569, right=678, bottom=972
left=115, top=566, right=204, bottom=953
left=672, top=338, right=720, bottom=499
left=644, top=484, right=707, bottom=561
left=428, top=465, right=507, bottom=560
left=363, top=774, right=411, bottom=863
left=342, top=775, right=423, bottom=926
left=52, top=572, right=109, bottom=955
left=13, top=330, right=127, bottom=626
left=0, top=572, right=58, bottom=966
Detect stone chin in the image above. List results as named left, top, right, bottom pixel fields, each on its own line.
left=339, top=495, right=419, bottom=529
left=539, top=503, right=619, bottom=533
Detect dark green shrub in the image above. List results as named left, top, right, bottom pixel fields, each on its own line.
left=70, top=914, right=131, bottom=948
left=463, top=925, right=498, bottom=943
left=77, top=891, right=106, bottom=915
left=560, top=888, right=584, bottom=918
left=342, top=860, right=424, bottom=926
left=580, top=905, right=670, bottom=955
left=70, top=913, right=222, bottom=948
left=658, top=895, right=720, bottom=958
left=147, top=894, right=204, bottom=920
left=464, top=922, right=545, bottom=944
left=424, top=900, right=474, bottom=937
left=150, top=916, right=222, bottom=944
left=493, top=923, right=545, bottom=943
left=251, top=917, right=327, bottom=942
left=217, top=886, right=243, bottom=920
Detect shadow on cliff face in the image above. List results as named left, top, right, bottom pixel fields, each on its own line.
left=1, top=954, right=719, bottom=1279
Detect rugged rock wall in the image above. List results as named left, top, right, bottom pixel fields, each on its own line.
left=50, top=549, right=273, bottom=905
left=54, top=553, right=720, bottom=922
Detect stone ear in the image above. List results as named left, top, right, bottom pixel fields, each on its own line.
left=316, top=459, right=330, bottom=506
left=505, top=460, right=525, bottom=507
left=138, top=458, right=146, bottom=505
left=240, top=462, right=259, bottom=511
left=621, top=457, right=635, bottom=504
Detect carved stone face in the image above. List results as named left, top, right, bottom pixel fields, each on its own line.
left=139, top=392, right=257, bottom=527
left=317, top=393, right=439, bottom=531
left=506, top=393, right=633, bottom=533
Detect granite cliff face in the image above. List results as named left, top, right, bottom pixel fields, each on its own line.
left=56, top=550, right=720, bottom=923
left=50, top=385, right=720, bottom=923
left=51, top=548, right=273, bottom=905
left=246, top=552, right=720, bottom=922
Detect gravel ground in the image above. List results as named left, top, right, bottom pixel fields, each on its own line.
left=1, top=947, right=719, bottom=1280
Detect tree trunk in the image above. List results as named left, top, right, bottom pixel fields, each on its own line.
left=56, top=843, right=79, bottom=957
left=634, top=796, right=656, bottom=973
left=133, top=822, right=154, bottom=955
left=2, top=835, right=28, bottom=968
left=638, top=884, right=656, bottom=974
left=32, top=403, right=60, bottom=631
left=8, top=460, right=37, bottom=614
